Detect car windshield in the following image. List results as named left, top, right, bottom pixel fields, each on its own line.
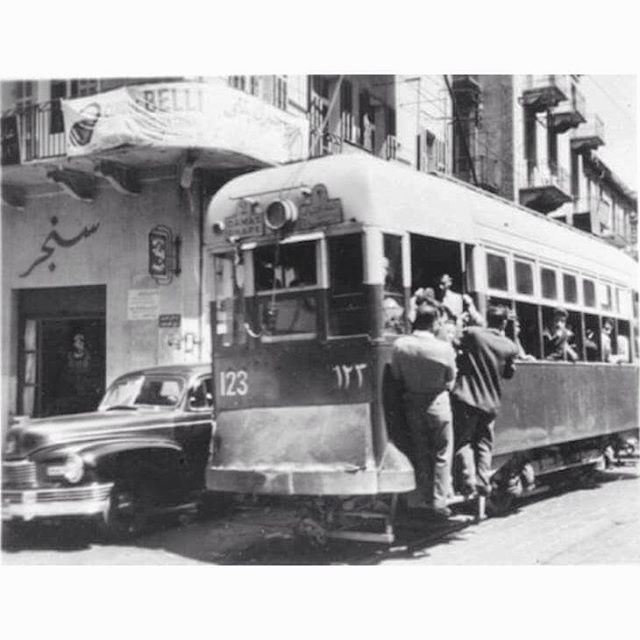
left=99, top=374, right=185, bottom=410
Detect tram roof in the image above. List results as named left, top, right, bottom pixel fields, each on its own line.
left=206, top=154, right=637, bottom=287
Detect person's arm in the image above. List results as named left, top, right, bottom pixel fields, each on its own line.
left=445, top=345, right=457, bottom=391
left=462, top=294, right=485, bottom=327
left=502, top=342, right=519, bottom=379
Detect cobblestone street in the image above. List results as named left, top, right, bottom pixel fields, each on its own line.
left=3, top=467, right=638, bottom=565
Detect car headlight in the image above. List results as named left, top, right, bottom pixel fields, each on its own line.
left=46, top=454, right=84, bottom=484
left=5, top=432, right=18, bottom=455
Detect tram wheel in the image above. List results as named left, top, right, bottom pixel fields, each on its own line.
left=486, top=475, right=521, bottom=517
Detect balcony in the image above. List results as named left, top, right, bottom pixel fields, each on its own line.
left=521, top=75, right=570, bottom=112
left=1, top=80, right=310, bottom=195
left=571, top=114, right=605, bottom=152
left=519, top=163, right=572, bottom=213
left=549, top=84, right=586, bottom=133
left=456, top=154, right=499, bottom=194
left=1, top=101, right=66, bottom=165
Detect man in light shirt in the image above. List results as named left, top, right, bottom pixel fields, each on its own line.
left=391, top=303, right=457, bottom=518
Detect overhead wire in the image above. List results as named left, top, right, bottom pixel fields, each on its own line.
left=584, top=75, right=635, bottom=123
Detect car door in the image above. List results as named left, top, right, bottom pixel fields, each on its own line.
left=180, top=376, right=214, bottom=489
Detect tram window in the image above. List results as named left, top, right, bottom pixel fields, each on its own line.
left=254, top=241, right=317, bottom=291
left=563, top=274, right=578, bottom=304
left=540, top=267, right=557, bottom=300
left=618, top=288, right=632, bottom=318
left=328, top=234, right=367, bottom=336
left=383, top=234, right=403, bottom=293
left=488, top=296, right=513, bottom=310
left=383, top=234, right=406, bottom=335
left=213, top=254, right=244, bottom=347
left=486, top=253, right=508, bottom=291
left=541, top=306, right=580, bottom=361
left=598, top=282, right=613, bottom=312
left=256, top=292, right=317, bottom=337
left=514, top=259, right=534, bottom=295
left=617, top=320, right=631, bottom=363
left=514, top=301, right=542, bottom=359
left=584, top=314, right=601, bottom=362
left=583, top=279, right=596, bottom=308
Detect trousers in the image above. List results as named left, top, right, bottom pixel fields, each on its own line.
left=452, top=398, right=495, bottom=496
left=403, top=391, right=453, bottom=509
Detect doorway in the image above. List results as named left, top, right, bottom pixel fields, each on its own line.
left=18, top=286, right=106, bottom=417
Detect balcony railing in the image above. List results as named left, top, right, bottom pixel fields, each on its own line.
left=519, top=163, right=572, bottom=213
left=381, top=134, right=398, bottom=161
left=1, top=101, right=66, bottom=165
left=571, top=114, right=605, bottom=152
left=549, top=83, right=586, bottom=132
left=521, top=75, right=570, bottom=111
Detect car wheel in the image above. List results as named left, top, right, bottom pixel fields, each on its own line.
left=98, top=481, right=153, bottom=542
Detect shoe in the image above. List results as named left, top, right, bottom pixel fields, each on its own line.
left=460, top=484, right=478, bottom=500
left=476, top=484, right=491, bottom=498
left=427, top=506, right=453, bottom=520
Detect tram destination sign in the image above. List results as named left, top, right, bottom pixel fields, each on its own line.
left=296, top=184, right=343, bottom=230
left=224, top=199, right=265, bottom=238
left=223, top=183, right=343, bottom=238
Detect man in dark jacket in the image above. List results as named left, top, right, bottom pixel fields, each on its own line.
left=452, top=305, right=519, bottom=498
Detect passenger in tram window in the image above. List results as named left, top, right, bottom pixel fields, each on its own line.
left=383, top=297, right=405, bottom=334
left=509, top=312, right=536, bottom=362
left=543, top=307, right=579, bottom=362
left=435, top=274, right=463, bottom=320
left=601, top=318, right=624, bottom=364
left=409, top=287, right=440, bottom=324
left=452, top=305, right=519, bottom=498
left=391, top=303, right=457, bottom=518
left=585, top=329, right=599, bottom=361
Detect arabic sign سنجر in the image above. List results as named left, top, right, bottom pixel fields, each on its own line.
left=19, top=217, right=100, bottom=278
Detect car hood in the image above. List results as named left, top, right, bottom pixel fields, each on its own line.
left=4, top=410, right=179, bottom=460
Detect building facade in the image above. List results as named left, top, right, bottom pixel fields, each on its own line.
left=2, top=74, right=453, bottom=427
left=1, top=76, right=310, bottom=427
left=2, top=74, right=635, bottom=429
left=450, top=74, right=637, bottom=257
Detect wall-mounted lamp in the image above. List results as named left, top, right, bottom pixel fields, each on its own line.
left=149, top=225, right=182, bottom=284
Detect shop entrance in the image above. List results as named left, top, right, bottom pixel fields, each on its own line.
left=18, top=286, right=106, bottom=418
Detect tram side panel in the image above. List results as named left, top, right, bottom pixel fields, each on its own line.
left=495, top=362, right=639, bottom=460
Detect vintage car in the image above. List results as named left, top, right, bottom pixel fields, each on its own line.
left=2, top=363, right=214, bottom=539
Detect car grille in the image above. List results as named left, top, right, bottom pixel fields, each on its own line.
left=2, top=460, right=37, bottom=488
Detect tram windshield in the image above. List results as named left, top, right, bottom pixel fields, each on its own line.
left=254, top=240, right=318, bottom=338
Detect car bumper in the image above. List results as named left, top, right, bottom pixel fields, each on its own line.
left=2, top=482, right=114, bottom=522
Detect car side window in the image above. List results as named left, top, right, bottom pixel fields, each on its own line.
left=188, top=377, right=213, bottom=411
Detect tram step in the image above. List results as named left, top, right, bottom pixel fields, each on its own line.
left=340, top=510, right=391, bottom=520
left=327, top=530, right=395, bottom=545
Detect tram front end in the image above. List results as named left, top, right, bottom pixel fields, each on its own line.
left=204, top=159, right=415, bottom=498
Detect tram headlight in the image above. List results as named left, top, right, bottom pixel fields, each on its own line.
left=265, top=199, right=298, bottom=231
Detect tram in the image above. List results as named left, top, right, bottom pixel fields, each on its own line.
left=204, top=153, right=638, bottom=517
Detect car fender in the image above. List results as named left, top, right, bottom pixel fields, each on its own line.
left=31, top=438, right=187, bottom=483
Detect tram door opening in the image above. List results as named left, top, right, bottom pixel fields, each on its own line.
left=410, top=235, right=463, bottom=295
left=17, top=286, right=106, bottom=418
